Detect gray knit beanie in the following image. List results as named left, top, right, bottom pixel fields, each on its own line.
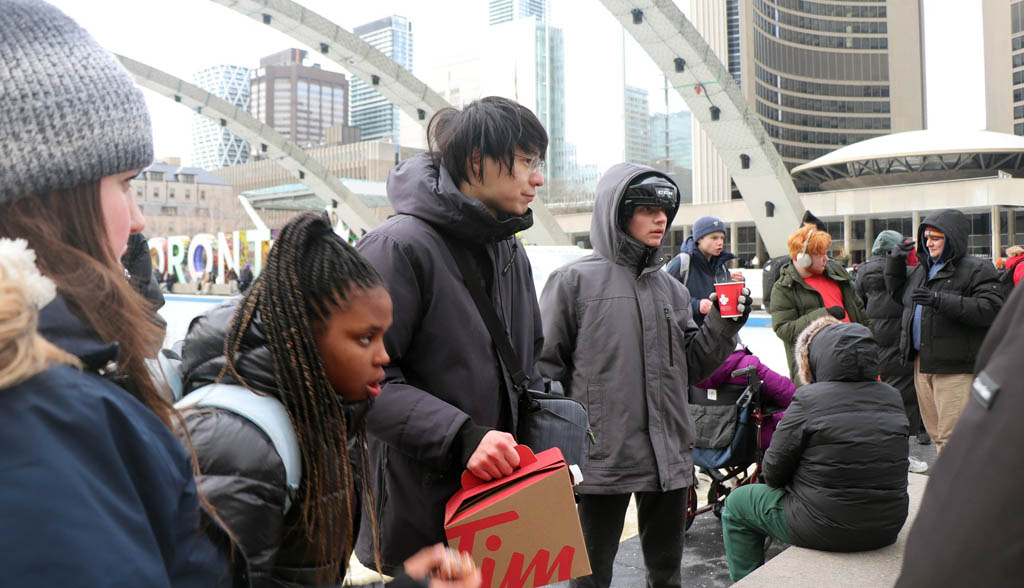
left=0, top=0, right=153, bottom=204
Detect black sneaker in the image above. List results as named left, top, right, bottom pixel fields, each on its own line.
left=917, top=432, right=932, bottom=445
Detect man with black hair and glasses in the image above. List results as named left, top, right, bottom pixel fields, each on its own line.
left=538, top=163, right=751, bottom=588
left=355, top=96, right=549, bottom=572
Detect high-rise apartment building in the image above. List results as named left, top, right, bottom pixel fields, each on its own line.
left=984, top=0, right=1024, bottom=135
left=625, top=86, right=651, bottom=164
left=690, top=0, right=925, bottom=197
left=248, top=49, right=349, bottom=149
left=489, top=0, right=545, bottom=26
left=191, top=65, right=251, bottom=170
left=351, top=16, right=413, bottom=142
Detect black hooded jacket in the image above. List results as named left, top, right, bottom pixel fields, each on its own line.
left=854, top=254, right=908, bottom=376
left=884, top=209, right=1003, bottom=373
left=353, top=153, right=545, bottom=571
left=763, top=319, right=909, bottom=552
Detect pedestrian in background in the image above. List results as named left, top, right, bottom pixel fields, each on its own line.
left=770, top=224, right=869, bottom=385
left=665, top=215, right=744, bottom=326
left=885, top=209, right=1003, bottom=452
left=855, top=230, right=932, bottom=465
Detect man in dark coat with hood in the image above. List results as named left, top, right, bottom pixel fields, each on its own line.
left=720, top=317, right=910, bottom=581
left=885, top=209, right=1003, bottom=452
left=353, top=97, right=548, bottom=572
left=665, top=215, right=744, bottom=326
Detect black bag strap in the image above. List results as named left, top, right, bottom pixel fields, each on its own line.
left=441, top=236, right=531, bottom=397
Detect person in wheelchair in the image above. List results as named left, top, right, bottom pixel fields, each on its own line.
left=692, top=344, right=795, bottom=451
left=720, top=316, right=910, bottom=581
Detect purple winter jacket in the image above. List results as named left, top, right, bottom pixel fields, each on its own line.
left=696, top=348, right=795, bottom=448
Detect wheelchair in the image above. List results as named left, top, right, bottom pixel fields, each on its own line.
left=684, top=365, right=782, bottom=530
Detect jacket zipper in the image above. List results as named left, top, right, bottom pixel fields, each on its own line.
left=664, top=308, right=673, bottom=366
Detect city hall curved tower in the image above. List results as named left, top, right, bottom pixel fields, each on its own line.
left=744, top=0, right=925, bottom=190
left=691, top=0, right=926, bottom=200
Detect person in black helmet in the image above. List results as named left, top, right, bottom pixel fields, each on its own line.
left=539, top=164, right=752, bottom=588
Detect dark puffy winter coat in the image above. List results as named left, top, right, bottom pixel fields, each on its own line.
left=763, top=318, right=909, bottom=552
left=770, top=259, right=869, bottom=385
left=354, top=153, right=544, bottom=571
left=895, top=284, right=1024, bottom=588
left=884, top=209, right=1003, bottom=374
left=854, top=254, right=909, bottom=377
left=181, top=299, right=427, bottom=588
left=538, top=163, right=742, bottom=494
left=665, top=235, right=735, bottom=326
left=0, top=296, right=232, bottom=587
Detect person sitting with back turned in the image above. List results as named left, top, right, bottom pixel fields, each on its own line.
left=720, top=317, right=909, bottom=582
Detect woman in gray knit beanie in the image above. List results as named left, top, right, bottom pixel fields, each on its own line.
left=0, top=1, right=234, bottom=585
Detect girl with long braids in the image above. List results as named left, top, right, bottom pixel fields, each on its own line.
left=0, top=1, right=232, bottom=584
left=180, top=211, right=480, bottom=588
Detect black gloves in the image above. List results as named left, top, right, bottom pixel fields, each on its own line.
left=709, top=287, right=753, bottom=323
left=891, top=239, right=915, bottom=258
left=911, top=287, right=939, bottom=307
left=826, top=306, right=846, bottom=320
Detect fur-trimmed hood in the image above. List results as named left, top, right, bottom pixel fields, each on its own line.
left=796, top=316, right=880, bottom=384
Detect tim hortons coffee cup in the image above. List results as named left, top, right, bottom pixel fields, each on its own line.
left=714, top=282, right=744, bottom=318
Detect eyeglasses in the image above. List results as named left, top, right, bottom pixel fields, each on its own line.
left=515, top=154, right=545, bottom=174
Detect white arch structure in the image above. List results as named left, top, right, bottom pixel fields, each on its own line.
left=118, top=54, right=380, bottom=235
left=207, top=0, right=571, bottom=245
left=599, top=0, right=805, bottom=256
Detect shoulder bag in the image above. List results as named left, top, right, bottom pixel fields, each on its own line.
left=441, top=236, right=591, bottom=468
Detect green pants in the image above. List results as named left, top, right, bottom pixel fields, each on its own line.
left=721, top=484, right=791, bottom=582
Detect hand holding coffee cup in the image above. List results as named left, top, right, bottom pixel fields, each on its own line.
left=710, top=284, right=752, bottom=322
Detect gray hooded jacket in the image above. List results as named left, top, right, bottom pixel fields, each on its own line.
left=538, top=163, right=742, bottom=494
left=354, top=153, right=544, bottom=570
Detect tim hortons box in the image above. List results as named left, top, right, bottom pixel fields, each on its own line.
left=444, top=445, right=591, bottom=588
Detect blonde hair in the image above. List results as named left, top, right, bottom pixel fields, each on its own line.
left=1007, top=245, right=1024, bottom=258
left=0, top=277, right=80, bottom=389
left=787, top=224, right=832, bottom=261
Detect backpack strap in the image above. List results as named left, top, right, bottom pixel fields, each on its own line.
left=677, top=252, right=691, bottom=285
left=175, top=384, right=301, bottom=513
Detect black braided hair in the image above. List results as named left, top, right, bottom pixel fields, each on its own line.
left=221, top=211, right=385, bottom=581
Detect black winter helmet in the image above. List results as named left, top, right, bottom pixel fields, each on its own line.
left=618, top=174, right=678, bottom=230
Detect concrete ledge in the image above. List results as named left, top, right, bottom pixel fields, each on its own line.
left=733, top=473, right=928, bottom=588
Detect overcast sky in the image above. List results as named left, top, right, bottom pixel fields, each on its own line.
left=46, top=0, right=985, bottom=166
